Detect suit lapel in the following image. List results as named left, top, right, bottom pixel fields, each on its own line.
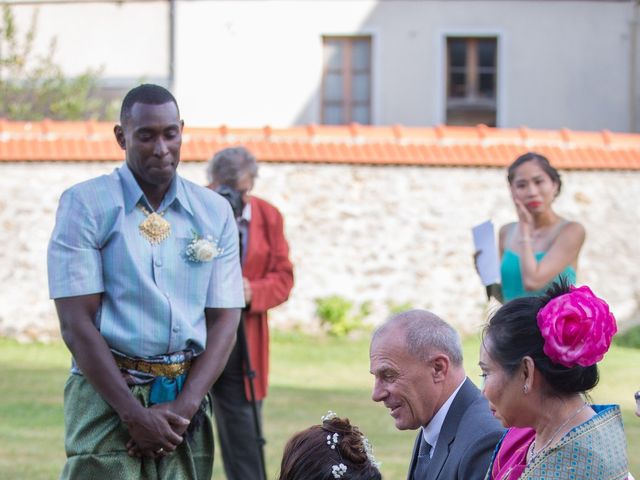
left=426, top=378, right=479, bottom=479
left=407, top=431, right=422, bottom=480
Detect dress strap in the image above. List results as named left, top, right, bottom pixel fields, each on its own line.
left=504, top=223, right=519, bottom=251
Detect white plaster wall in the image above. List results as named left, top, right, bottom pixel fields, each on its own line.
left=1, top=161, right=638, bottom=341
left=176, top=0, right=633, bottom=130
left=175, top=0, right=380, bottom=127
left=495, top=2, right=632, bottom=131
left=4, top=1, right=634, bottom=130
left=7, top=1, right=168, bottom=80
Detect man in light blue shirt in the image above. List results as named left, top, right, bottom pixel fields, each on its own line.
left=48, top=84, right=244, bottom=479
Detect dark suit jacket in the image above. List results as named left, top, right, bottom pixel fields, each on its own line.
left=407, top=377, right=504, bottom=480
left=242, top=196, right=294, bottom=401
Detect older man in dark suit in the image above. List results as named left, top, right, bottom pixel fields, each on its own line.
left=370, top=310, right=504, bottom=480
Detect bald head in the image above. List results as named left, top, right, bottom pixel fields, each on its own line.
left=372, top=309, right=464, bottom=367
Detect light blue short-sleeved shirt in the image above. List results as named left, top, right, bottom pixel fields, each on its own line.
left=48, top=163, right=245, bottom=360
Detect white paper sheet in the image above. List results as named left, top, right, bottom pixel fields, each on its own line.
left=472, top=220, right=501, bottom=286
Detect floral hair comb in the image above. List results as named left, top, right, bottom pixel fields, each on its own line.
left=320, top=410, right=381, bottom=476
left=331, top=464, right=347, bottom=478
left=536, top=285, right=617, bottom=368
left=321, top=411, right=347, bottom=478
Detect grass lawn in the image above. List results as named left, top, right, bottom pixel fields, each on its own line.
left=0, top=331, right=638, bottom=479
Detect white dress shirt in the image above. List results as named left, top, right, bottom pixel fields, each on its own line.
left=421, top=378, right=467, bottom=458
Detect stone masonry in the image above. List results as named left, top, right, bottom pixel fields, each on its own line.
left=1, top=161, right=638, bottom=341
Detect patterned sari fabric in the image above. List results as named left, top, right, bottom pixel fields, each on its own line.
left=485, top=405, right=629, bottom=480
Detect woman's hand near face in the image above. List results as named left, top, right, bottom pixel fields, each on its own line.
left=512, top=196, right=534, bottom=237
left=509, top=189, right=586, bottom=292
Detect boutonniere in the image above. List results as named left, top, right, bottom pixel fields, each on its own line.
left=185, top=230, right=223, bottom=263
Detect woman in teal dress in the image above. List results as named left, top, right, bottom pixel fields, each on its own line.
left=488, top=152, right=586, bottom=302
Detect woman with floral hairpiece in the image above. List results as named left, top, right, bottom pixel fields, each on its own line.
left=278, top=412, right=382, bottom=480
left=477, top=152, right=586, bottom=303
left=479, top=281, right=630, bottom=480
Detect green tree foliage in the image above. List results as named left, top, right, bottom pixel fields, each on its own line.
left=0, top=4, right=113, bottom=120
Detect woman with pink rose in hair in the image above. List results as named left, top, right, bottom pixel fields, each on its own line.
left=479, top=280, right=630, bottom=480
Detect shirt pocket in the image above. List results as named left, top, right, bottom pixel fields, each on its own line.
left=173, top=236, right=216, bottom=308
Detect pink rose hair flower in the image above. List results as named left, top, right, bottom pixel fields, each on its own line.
left=536, top=285, right=617, bottom=368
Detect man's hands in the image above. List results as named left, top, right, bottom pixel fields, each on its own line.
left=55, top=295, right=192, bottom=459
left=126, top=307, right=240, bottom=459
left=124, top=403, right=190, bottom=458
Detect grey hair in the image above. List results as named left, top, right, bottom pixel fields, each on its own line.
left=373, top=310, right=464, bottom=366
left=206, top=146, right=258, bottom=187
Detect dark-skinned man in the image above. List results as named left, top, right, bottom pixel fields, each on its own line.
left=47, top=84, right=244, bottom=479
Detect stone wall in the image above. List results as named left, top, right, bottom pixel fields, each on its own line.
left=1, top=161, right=638, bottom=341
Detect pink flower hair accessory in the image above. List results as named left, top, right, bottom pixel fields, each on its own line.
left=536, top=285, right=617, bottom=368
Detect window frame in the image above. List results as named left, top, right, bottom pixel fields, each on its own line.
left=437, top=31, right=504, bottom=127
left=321, top=35, right=373, bottom=125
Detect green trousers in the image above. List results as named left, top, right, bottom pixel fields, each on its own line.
left=61, top=374, right=214, bottom=480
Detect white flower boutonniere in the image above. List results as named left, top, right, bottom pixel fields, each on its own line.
left=185, top=230, right=223, bottom=263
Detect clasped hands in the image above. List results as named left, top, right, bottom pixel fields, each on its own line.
left=124, top=401, right=191, bottom=459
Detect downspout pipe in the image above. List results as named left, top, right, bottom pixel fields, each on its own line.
left=631, top=0, right=639, bottom=132
left=168, top=0, right=176, bottom=92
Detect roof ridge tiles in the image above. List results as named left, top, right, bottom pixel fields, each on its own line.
left=0, top=120, right=639, bottom=169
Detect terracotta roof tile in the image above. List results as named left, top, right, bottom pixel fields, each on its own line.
left=1, top=119, right=639, bottom=170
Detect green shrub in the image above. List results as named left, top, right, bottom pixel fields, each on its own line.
left=613, top=324, right=640, bottom=349
left=315, top=296, right=371, bottom=337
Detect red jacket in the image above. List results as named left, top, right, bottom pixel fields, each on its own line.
left=242, top=196, right=294, bottom=401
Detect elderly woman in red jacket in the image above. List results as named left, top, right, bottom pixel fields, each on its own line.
left=207, top=146, right=294, bottom=480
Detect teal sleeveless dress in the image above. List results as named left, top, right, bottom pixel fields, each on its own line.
left=500, top=221, right=577, bottom=302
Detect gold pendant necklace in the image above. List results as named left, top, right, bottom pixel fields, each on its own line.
left=527, top=402, right=588, bottom=464
left=137, top=204, right=171, bottom=244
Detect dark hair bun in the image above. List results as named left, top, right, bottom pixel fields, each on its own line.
left=322, top=416, right=382, bottom=479
left=532, top=354, right=599, bottom=394
left=323, top=417, right=369, bottom=465
left=278, top=415, right=382, bottom=480
left=483, top=280, right=600, bottom=396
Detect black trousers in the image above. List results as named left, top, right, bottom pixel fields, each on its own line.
left=211, top=341, right=263, bottom=480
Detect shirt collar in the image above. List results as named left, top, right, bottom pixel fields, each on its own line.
left=240, top=201, right=251, bottom=222
left=421, top=378, right=467, bottom=454
left=172, top=174, right=194, bottom=216
left=118, top=162, right=193, bottom=216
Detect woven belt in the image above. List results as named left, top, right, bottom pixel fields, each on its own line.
left=114, top=355, right=191, bottom=379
